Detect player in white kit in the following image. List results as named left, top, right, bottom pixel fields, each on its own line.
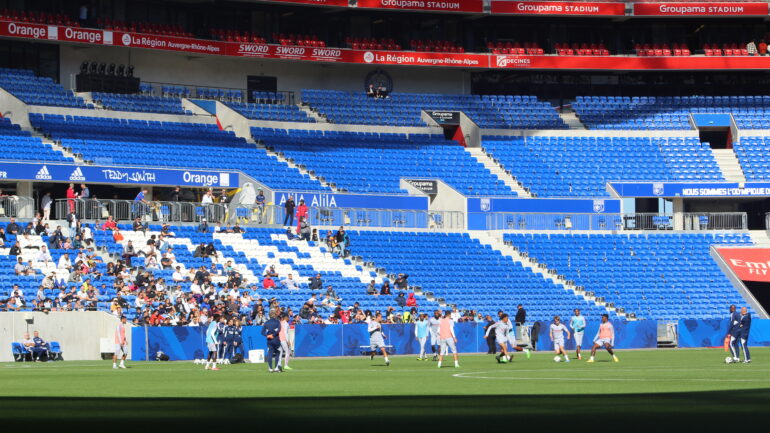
left=368, top=312, right=390, bottom=366
left=428, top=310, right=442, bottom=361
left=550, top=316, right=571, bottom=362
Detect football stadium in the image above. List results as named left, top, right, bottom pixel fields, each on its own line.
left=1, top=0, right=770, bottom=429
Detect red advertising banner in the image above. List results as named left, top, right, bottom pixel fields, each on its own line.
left=355, top=49, right=490, bottom=67
left=491, top=1, right=625, bottom=16
left=717, top=248, right=770, bottom=282
left=355, top=0, right=484, bottom=13
left=267, top=0, right=349, bottom=6
left=0, top=20, right=53, bottom=40
left=114, top=32, right=227, bottom=55
left=633, top=2, right=769, bottom=16
left=491, top=54, right=770, bottom=70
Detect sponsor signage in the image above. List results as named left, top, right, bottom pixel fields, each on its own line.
left=355, top=0, right=484, bottom=13
left=274, top=191, right=429, bottom=210
left=426, top=110, right=460, bottom=125
left=609, top=182, right=770, bottom=198
left=404, top=179, right=439, bottom=194
left=491, top=1, right=625, bottom=16
left=269, top=0, right=349, bottom=6
left=358, top=50, right=489, bottom=67
left=633, top=2, right=770, bottom=16
left=115, top=31, right=226, bottom=55
left=717, top=248, right=770, bottom=282
left=0, top=162, right=235, bottom=187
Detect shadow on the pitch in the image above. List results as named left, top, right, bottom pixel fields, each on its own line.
left=1, top=390, right=770, bottom=430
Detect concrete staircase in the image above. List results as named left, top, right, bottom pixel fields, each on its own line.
left=712, top=149, right=746, bottom=182
left=24, top=127, right=87, bottom=164
left=749, top=230, right=770, bottom=247
left=253, top=138, right=340, bottom=192
left=298, top=104, right=327, bottom=123
left=465, top=147, right=532, bottom=198
left=469, top=231, right=629, bottom=319
left=558, top=107, right=587, bottom=130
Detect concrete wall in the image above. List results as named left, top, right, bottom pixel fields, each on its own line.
left=0, top=311, right=129, bottom=362
left=0, top=88, right=31, bottom=128
left=29, top=104, right=216, bottom=124
left=59, top=45, right=470, bottom=96
left=481, top=128, right=701, bottom=138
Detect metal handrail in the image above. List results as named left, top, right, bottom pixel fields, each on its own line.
left=0, top=196, right=35, bottom=219
left=477, top=212, right=747, bottom=231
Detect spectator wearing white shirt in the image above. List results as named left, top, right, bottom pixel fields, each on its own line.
left=58, top=253, right=72, bottom=271
left=36, top=246, right=52, bottom=265
left=281, top=274, right=299, bottom=290
left=172, top=266, right=186, bottom=283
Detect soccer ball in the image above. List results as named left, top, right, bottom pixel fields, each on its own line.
left=193, top=359, right=201, bottom=365
left=553, top=356, right=562, bottom=363
left=499, top=356, right=508, bottom=364
left=725, top=356, right=733, bottom=364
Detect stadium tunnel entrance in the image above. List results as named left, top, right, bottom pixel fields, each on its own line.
left=745, top=281, right=770, bottom=314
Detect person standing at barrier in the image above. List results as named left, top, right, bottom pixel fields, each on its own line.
left=80, top=184, right=90, bottom=219
left=295, top=199, right=308, bottom=233
left=112, top=315, right=128, bottom=369
left=739, top=306, right=752, bottom=363
left=41, top=192, right=52, bottom=224
left=255, top=189, right=265, bottom=224
left=437, top=311, right=459, bottom=369
left=262, top=311, right=283, bottom=373
left=283, top=196, right=295, bottom=227
left=66, top=183, right=77, bottom=214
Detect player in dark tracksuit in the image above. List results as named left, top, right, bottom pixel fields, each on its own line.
left=727, top=305, right=742, bottom=362
left=261, top=314, right=283, bottom=373
left=217, top=317, right=228, bottom=361
left=231, top=320, right=244, bottom=358
left=739, top=306, right=752, bottom=363
left=223, top=320, right=235, bottom=360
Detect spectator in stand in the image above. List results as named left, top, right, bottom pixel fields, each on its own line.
left=336, top=226, right=350, bottom=257
left=122, top=240, right=136, bottom=267
left=308, top=273, right=323, bottom=291
left=515, top=304, right=527, bottom=326
left=66, top=183, right=77, bottom=214
left=380, top=281, right=392, bottom=295
left=255, top=189, right=266, bottom=223
left=281, top=274, right=299, bottom=290
left=326, top=285, right=340, bottom=302
left=37, top=245, right=52, bottom=265
left=101, top=215, right=117, bottom=231
left=395, top=292, right=406, bottom=307
left=406, top=292, right=417, bottom=307
left=41, top=192, right=52, bottom=223
left=9, top=240, right=20, bottom=256
left=198, top=218, right=208, bottom=233
left=395, top=273, right=409, bottom=290
left=747, top=40, right=758, bottom=56
left=283, top=196, right=296, bottom=226
left=367, top=280, right=378, bottom=296
left=132, top=217, right=146, bottom=233
left=6, top=217, right=20, bottom=235
left=298, top=217, right=311, bottom=241
left=263, top=274, right=276, bottom=289
left=58, top=253, right=73, bottom=272
left=759, top=40, right=768, bottom=56
left=14, top=257, right=33, bottom=276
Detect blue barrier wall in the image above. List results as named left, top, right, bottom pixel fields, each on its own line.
left=678, top=319, right=770, bottom=348
left=533, top=320, right=657, bottom=350
left=134, top=321, right=655, bottom=360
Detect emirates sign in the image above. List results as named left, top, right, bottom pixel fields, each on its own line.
left=717, top=248, right=770, bottom=282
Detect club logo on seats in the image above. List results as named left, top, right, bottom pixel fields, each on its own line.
left=593, top=199, right=605, bottom=213
left=35, top=165, right=52, bottom=180
left=480, top=198, right=491, bottom=212
left=69, top=167, right=86, bottom=181
left=653, top=182, right=664, bottom=196
left=363, top=51, right=375, bottom=63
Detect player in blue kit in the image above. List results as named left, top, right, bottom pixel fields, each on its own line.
left=415, top=313, right=430, bottom=360
left=204, top=314, right=220, bottom=371
left=739, top=306, right=752, bottom=363
left=261, top=311, right=284, bottom=373
left=569, top=309, right=586, bottom=360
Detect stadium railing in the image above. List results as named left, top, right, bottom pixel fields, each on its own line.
left=766, top=212, right=769, bottom=233
left=477, top=212, right=747, bottom=231
left=0, top=196, right=35, bottom=218
left=55, top=199, right=465, bottom=230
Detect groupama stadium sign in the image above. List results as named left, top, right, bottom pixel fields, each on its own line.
left=8, top=17, right=770, bottom=71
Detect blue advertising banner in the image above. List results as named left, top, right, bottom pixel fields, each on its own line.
left=275, top=191, right=428, bottom=210
left=678, top=319, right=770, bottom=348
left=0, top=161, right=236, bottom=187
left=467, top=197, right=621, bottom=214
left=610, top=182, right=770, bottom=198
left=134, top=321, right=656, bottom=360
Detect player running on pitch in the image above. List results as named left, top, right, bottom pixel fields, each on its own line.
left=484, top=313, right=530, bottom=363
left=428, top=310, right=441, bottom=361
left=369, top=312, right=390, bottom=366
left=550, top=316, right=571, bottom=362
left=587, top=314, right=619, bottom=363
left=437, top=311, right=459, bottom=368
left=112, top=315, right=128, bottom=369
left=415, top=313, right=430, bottom=360
left=204, top=314, right=221, bottom=370
left=569, top=309, right=586, bottom=360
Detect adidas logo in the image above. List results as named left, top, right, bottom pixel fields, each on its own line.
left=35, top=165, right=52, bottom=180
left=69, top=167, right=86, bottom=181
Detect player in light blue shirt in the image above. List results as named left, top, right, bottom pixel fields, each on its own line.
left=204, top=315, right=220, bottom=371
left=415, top=314, right=430, bottom=360
left=569, top=309, right=587, bottom=360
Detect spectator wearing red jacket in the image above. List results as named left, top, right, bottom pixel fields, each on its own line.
left=66, top=183, right=78, bottom=213
left=406, top=292, right=417, bottom=307
left=263, top=275, right=276, bottom=289
left=295, top=199, right=308, bottom=232
left=102, top=216, right=117, bottom=230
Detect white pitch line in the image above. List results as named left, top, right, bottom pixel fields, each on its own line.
left=452, top=371, right=770, bottom=383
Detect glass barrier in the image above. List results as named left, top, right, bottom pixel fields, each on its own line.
left=477, top=212, right=747, bottom=231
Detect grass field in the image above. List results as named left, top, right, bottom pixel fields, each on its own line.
left=2, top=348, right=769, bottom=430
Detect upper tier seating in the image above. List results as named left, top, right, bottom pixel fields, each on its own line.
left=634, top=43, right=691, bottom=57
left=487, top=41, right=544, bottom=55
left=97, top=18, right=192, bottom=37
left=573, top=95, right=770, bottom=130
left=703, top=43, right=749, bottom=56
left=0, top=8, right=76, bottom=26
left=226, top=102, right=314, bottom=122
left=482, top=135, right=724, bottom=197
left=555, top=42, right=609, bottom=56
left=734, top=137, right=770, bottom=180
left=272, top=33, right=327, bottom=47
left=351, top=231, right=614, bottom=321
left=92, top=92, right=190, bottom=115
left=254, top=128, right=517, bottom=196
left=302, top=90, right=567, bottom=129
left=0, top=68, right=91, bottom=109
left=211, top=28, right=267, bottom=43
left=0, top=117, right=72, bottom=162
left=409, top=40, right=464, bottom=53
left=29, top=114, right=327, bottom=191
left=346, top=37, right=402, bottom=51
left=505, top=233, right=754, bottom=321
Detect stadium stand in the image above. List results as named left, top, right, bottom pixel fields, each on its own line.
left=555, top=43, right=610, bottom=56
left=0, top=68, right=92, bottom=109
left=273, top=33, right=327, bottom=47
left=572, top=95, right=770, bottom=130
left=487, top=41, right=544, bottom=55
left=409, top=39, right=464, bottom=53
left=505, top=233, right=755, bottom=321
left=28, top=114, right=326, bottom=191
left=734, top=137, right=770, bottom=180
left=226, top=102, right=314, bottom=122
left=0, top=8, right=76, bottom=26
left=481, top=135, right=724, bottom=197
left=301, top=90, right=567, bottom=129
left=253, top=128, right=517, bottom=195
left=210, top=28, right=267, bottom=43
left=703, top=43, right=749, bottom=56
left=92, top=92, right=191, bottom=115
left=634, top=43, right=691, bottom=57
left=346, top=37, right=402, bottom=51
left=0, top=117, right=72, bottom=162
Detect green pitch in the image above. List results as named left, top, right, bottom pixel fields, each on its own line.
left=1, top=348, right=769, bottom=430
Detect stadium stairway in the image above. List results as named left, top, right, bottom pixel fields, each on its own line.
left=749, top=230, right=770, bottom=247
left=469, top=231, right=623, bottom=318
left=712, top=149, right=746, bottom=182
left=21, top=123, right=86, bottom=164
left=254, top=138, right=340, bottom=192
left=557, top=107, right=587, bottom=130
left=465, top=147, right=532, bottom=198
